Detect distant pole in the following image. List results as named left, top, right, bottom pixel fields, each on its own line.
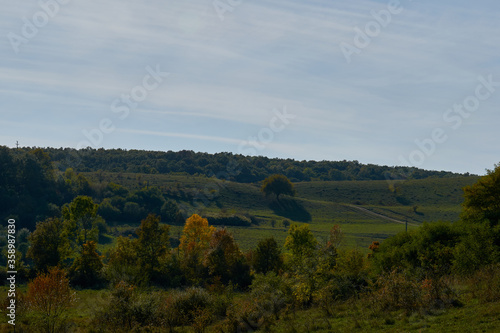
left=406, top=218, right=408, bottom=232
left=15, top=141, right=19, bottom=149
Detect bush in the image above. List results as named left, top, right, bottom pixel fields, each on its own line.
left=452, top=222, right=499, bottom=275
left=373, top=222, right=462, bottom=277
left=205, top=214, right=252, bottom=227
left=371, top=269, right=423, bottom=315
left=168, top=287, right=214, bottom=325
left=468, top=264, right=500, bottom=303
left=93, top=281, right=161, bottom=332
left=217, top=273, right=292, bottom=332
left=250, top=272, right=291, bottom=320
left=371, top=269, right=457, bottom=315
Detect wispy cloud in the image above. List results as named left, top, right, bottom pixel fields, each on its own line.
left=116, top=128, right=243, bottom=145
left=1, top=0, right=499, bottom=174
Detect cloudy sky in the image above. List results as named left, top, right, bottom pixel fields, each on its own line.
left=1, top=0, right=499, bottom=175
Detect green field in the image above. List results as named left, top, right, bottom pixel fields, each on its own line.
left=84, top=172, right=480, bottom=252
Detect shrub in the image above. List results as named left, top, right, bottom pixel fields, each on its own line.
left=250, top=272, right=291, bottom=320
left=205, top=214, right=252, bottom=227
left=468, top=264, right=500, bottom=303
left=169, top=287, right=214, bottom=325
left=452, top=222, right=499, bottom=275
left=93, top=281, right=161, bottom=332
left=371, top=269, right=423, bottom=315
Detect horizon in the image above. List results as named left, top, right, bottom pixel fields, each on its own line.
left=4, top=145, right=483, bottom=176
left=1, top=1, right=499, bottom=176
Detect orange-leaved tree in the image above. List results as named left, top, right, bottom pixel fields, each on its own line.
left=179, top=214, right=215, bottom=284
left=179, top=214, right=215, bottom=255
left=26, top=267, right=76, bottom=333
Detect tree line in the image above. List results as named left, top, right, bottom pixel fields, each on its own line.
left=13, top=146, right=468, bottom=182
left=0, top=146, right=469, bottom=230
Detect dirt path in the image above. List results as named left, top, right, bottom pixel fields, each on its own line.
left=344, top=204, right=420, bottom=227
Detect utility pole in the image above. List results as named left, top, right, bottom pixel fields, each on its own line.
left=15, top=141, right=19, bottom=149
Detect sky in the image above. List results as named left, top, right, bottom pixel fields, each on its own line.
left=1, top=0, right=499, bottom=175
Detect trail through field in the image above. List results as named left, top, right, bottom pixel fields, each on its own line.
left=344, top=204, right=420, bottom=227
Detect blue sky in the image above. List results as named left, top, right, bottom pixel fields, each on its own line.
left=1, top=0, right=499, bottom=175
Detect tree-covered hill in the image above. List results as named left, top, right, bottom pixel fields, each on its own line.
left=0, top=146, right=476, bottom=231
left=20, top=147, right=470, bottom=182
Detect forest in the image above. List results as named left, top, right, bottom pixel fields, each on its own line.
left=0, top=146, right=472, bottom=230
left=0, top=146, right=499, bottom=332
left=29, top=147, right=464, bottom=181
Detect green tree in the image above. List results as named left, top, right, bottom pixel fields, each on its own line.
left=68, top=240, right=104, bottom=288
left=129, top=186, right=165, bottom=216
left=253, top=237, right=283, bottom=274
left=203, top=228, right=251, bottom=287
left=98, top=198, right=121, bottom=222
left=161, top=199, right=184, bottom=224
left=62, top=195, right=100, bottom=249
left=31, top=148, right=55, bottom=181
left=284, top=224, right=317, bottom=261
left=283, top=224, right=319, bottom=306
left=105, top=236, right=142, bottom=285
left=462, top=163, right=500, bottom=227
left=28, top=218, right=69, bottom=272
left=261, top=174, right=295, bottom=202
left=136, top=214, right=170, bottom=283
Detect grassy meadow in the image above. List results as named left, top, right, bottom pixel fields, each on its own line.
left=83, top=172, right=479, bottom=252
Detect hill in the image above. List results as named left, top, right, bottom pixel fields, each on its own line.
left=36, top=147, right=469, bottom=182
left=81, top=171, right=479, bottom=251
left=0, top=146, right=479, bottom=251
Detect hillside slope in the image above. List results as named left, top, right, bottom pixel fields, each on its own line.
left=84, top=172, right=479, bottom=250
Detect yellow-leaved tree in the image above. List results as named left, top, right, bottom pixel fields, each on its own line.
left=179, top=214, right=215, bottom=284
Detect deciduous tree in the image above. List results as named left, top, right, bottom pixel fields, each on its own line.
left=62, top=195, right=100, bottom=249
left=28, top=218, right=69, bottom=272
left=253, top=237, right=283, bottom=274
left=179, top=214, right=215, bottom=255
left=68, top=240, right=104, bottom=288
left=284, top=224, right=317, bottom=261
left=136, top=214, right=170, bottom=282
left=26, top=267, right=76, bottom=333
left=204, top=228, right=251, bottom=287
left=261, top=174, right=295, bottom=202
left=462, top=163, right=500, bottom=227
left=179, top=214, right=215, bottom=284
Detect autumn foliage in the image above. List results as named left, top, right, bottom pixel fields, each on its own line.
left=26, top=267, right=76, bottom=333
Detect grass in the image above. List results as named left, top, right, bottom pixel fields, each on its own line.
left=259, top=291, right=500, bottom=332
left=84, top=172, right=479, bottom=253
left=2, top=269, right=499, bottom=332
left=4, top=286, right=496, bottom=332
